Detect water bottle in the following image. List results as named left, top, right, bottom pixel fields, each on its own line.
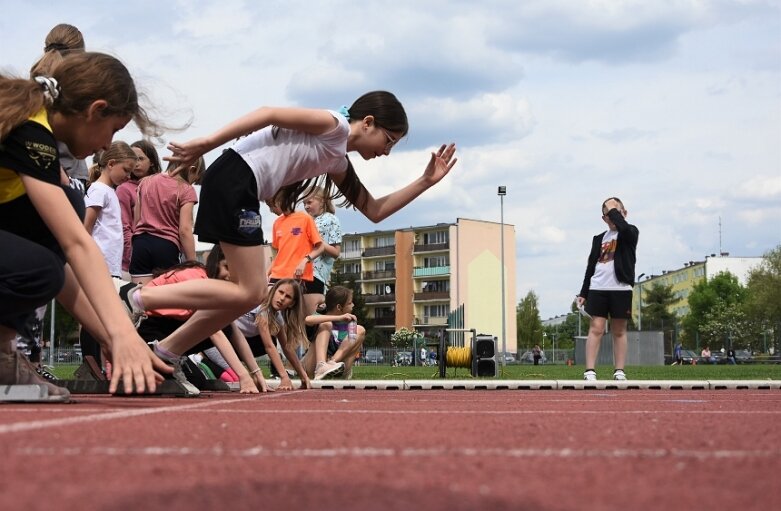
left=347, top=320, right=357, bottom=343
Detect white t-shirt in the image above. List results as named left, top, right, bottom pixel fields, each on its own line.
left=84, top=181, right=123, bottom=276
left=589, top=229, right=632, bottom=291
left=236, top=306, right=285, bottom=338
left=232, top=111, right=350, bottom=200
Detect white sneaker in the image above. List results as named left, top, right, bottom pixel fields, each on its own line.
left=114, top=277, right=146, bottom=327
left=314, top=360, right=345, bottom=380
left=152, top=341, right=200, bottom=396
left=583, top=369, right=597, bottom=381
left=613, top=369, right=627, bottom=381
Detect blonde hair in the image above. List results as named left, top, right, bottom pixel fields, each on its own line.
left=30, top=24, right=85, bottom=78
left=88, top=141, right=137, bottom=183
left=1, top=52, right=164, bottom=143
left=305, top=185, right=335, bottom=214
left=166, top=156, right=206, bottom=185
left=256, top=279, right=308, bottom=351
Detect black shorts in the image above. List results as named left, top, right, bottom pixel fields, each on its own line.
left=195, top=149, right=264, bottom=247
left=0, top=230, right=65, bottom=336
left=305, top=278, right=325, bottom=295
left=129, top=232, right=180, bottom=277
left=245, top=334, right=269, bottom=358
left=585, top=290, right=633, bottom=320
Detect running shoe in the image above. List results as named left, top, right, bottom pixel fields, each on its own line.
left=314, top=360, right=345, bottom=380
left=583, top=369, right=597, bottom=381
left=113, top=277, right=146, bottom=327
left=613, top=369, right=627, bottom=381
left=152, top=341, right=200, bottom=396
left=0, top=351, right=70, bottom=402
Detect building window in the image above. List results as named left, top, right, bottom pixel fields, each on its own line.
left=373, top=236, right=394, bottom=248
left=424, top=304, right=448, bottom=317
left=375, top=283, right=394, bottom=295
left=424, top=256, right=448, bottom=268
left=423, top=231, right=448, bottom=244
left=422, top=280, right=449, bottom=292
left=375, top=260, right=394, bottom=271
left=345, top=239, right=360, bottom=252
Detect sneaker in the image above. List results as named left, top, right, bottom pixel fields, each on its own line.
left=613, top=369, right=627, bottom=381
left=152, top=341, right=200, bottom=396
left=343, top=366, right=353, bottom=380
left=583, top=369, right=597, bottom=381
left=113, top=277, right=146, bottom=327
left=314, top=360, right=345, bottom=380
left=0, top=351, right=70, bottom=402
left=35, top=365, right=58, bottom=381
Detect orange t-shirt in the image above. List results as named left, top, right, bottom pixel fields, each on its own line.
left=269, top=211, right=321, bottom=281
left=145, top=266, right=208, bottom=319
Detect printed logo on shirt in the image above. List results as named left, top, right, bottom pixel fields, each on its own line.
left=598, top=239, right=617, bottom=264
left=25, top=140, right=57, bottom=169
left=290, top=227, right=302, bottom=236
left=236, top=209, right=261, bottom=235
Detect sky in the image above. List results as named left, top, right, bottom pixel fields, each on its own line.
left=2, top=0, right=779, bottom=319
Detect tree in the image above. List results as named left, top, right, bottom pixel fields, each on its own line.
left=745, top=244, right=781, bottom=352
left=683, top=272, right=750, bottom=350
left=516, top=291, right=543, bottom=350
left=640, top=283, right=677, bottom=332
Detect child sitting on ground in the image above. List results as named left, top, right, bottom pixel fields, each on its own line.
left=301, top=286, right=366, bottom=380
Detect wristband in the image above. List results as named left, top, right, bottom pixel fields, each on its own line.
left=250, top=368, right=262, bottom=375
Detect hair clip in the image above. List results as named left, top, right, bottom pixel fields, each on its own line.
left=337, top=105, right=350, bottom=121
left=34, top=76, right=60, bottom=105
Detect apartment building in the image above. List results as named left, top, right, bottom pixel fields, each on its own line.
left=633, top=253, right=764, bottom=321
left=336, top=218, right=517, bottom=352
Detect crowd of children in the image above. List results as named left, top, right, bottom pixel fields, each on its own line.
left=0, top=23, right=459, bottom=401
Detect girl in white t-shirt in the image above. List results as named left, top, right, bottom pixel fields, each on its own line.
left=122, top=91, right=457, bottom=368
left=84, top=141, right=137, bottom=277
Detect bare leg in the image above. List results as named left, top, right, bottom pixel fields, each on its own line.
left=585, top=316, right=607, bottom=370
left=331, top=325, right=365, bottom=377
left=610, top=318, right=628, bottom=370
left=304, top=293, right=323, bottom=316
left=157, top=244, right=268, bottom=355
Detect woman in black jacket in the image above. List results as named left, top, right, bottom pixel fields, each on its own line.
left=576, top=197, right=639, bottom=382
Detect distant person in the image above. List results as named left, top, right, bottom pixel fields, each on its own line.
left=129, top=159, right=203, bottom=283
left=116, top=140, right=162, bottom=277
left=727, top=347, right=737, bottom=365
left=576, top=197, right=639, bottom=381
left=701, top=345, right=716, bottom=364
left=303, top=185, right=342, bottom=308
left=532, top=344, right=542, bottom=365
left=673, top=342, right=683, bottom=365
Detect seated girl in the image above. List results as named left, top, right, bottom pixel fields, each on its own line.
left=301, top=286, right=366, bottom=380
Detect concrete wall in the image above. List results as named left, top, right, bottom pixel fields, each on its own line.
left=575, top=331, right=665, bottom=366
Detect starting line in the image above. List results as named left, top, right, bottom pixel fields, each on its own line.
left=2, top=379, right=779, bottom=402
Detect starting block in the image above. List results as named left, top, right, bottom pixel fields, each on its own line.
left=55, top=378, right=192, bottom=396
left=0, top=384, right=67, bottom=403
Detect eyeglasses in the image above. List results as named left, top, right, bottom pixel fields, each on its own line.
left=379, top=126, right=400, bottom=152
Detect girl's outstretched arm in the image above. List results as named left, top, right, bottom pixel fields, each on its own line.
left=209, top=329, right=258, bottom=394
left=257, top=312, right=294, bottom=390
left=227, top=323, right=272, bottom=392
left=333, top=143, right=457, bottom=223
left=22, top=175, right=169, bottom=394
left=278, top=330, right=312, bottom=390
left=305, top=312, right=356, bottom=326
left=166, top=107, right=339, bottom=165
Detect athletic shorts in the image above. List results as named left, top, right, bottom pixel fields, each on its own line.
left=0, top=230, right=65, bottom=336
left=245, top=334, right=269, bottom=358
left=129, top=233, right=181, bottom=277
left=194, top=149, right=264, bottom=247
left=585, top=290, right=633, bottom=320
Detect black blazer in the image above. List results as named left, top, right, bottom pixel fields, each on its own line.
left=579, top=208, right=639, bottom=298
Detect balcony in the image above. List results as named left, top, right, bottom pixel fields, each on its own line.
left=342, top=250, right=362, bottom=259
left=365, top=293, right=396, bottom=304
left=363, top=270, right=396, bottom=280
left=373, top=316, right=396, bottom=326
left=338, top=272, right=361, bottom=282
left=362, top=246, right=395, bottom=257
left=421, top=316, right=448, bottom=326
left=413, top=241, right=449, bottom=253
left=413, top=266, right=450, bottom=277
left=414, top=291, right=450, bottom=301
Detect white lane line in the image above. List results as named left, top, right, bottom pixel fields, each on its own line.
left=147, top=409, right=781, bottom=415
left=13, top=445, right=781, bottom=461
left=0, top=391, right=304, bottom=435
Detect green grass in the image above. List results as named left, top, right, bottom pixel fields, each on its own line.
left=48, top=362, right=781, bottom=381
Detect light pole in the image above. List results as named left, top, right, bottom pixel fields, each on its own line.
left=498, top=185, right=507, bottom=367
left=636, top=273, right=646, bottom=331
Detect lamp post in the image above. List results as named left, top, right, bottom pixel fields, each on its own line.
left=637, top=273, right=646, bottom=331
left=498, top=186, right=507, bottom=367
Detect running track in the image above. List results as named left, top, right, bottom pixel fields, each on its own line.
left=1, top=389, right=780, bottom=511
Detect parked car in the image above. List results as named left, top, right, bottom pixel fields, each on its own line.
left=679, top=349, right=700, bottom=365
left=501, top=352, right=516, bottom=363
left=519, top=350, right=546, bottom=364
left=364, top=349, right=384, bottom=364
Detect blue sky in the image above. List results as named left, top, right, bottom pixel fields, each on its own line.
left=2, top=0, right=779, bottom=319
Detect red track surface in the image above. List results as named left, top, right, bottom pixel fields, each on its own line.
left=2, top=389, right=780, bottom=511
